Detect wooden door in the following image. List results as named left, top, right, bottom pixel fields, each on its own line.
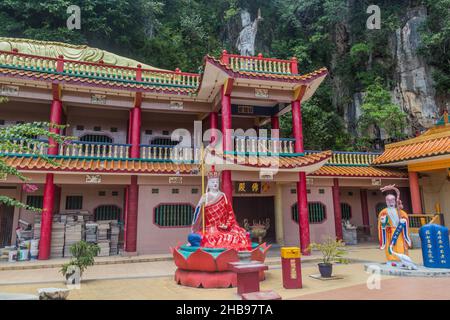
left=0, top=205, right=14, bottom=247
left=233, top=196, right=275, bottom=243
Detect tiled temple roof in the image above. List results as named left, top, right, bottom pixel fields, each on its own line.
left=306, top=151, right=408, bottom=178
left=0, top=42, right=328, bottom=95
left=2, top=151, right=332, bottom=174
left=204, top=55, right=328, bottom=84
left=311, top=166, right=407, bottom=178
left=373, top=125, right=450, bottom=165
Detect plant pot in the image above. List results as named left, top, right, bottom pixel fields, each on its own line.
left=318, top=263, right=333, bottom=278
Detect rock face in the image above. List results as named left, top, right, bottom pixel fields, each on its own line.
left=391, top=6, right=440, bottom=131
left=344, top=92, right=363, bottom=136
left=342, top=6, right=443, bottom=135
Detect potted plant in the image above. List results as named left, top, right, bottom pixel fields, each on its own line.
left=60, top=241, right=100, bottom=283
left=308, top=238, right=348, bottom=278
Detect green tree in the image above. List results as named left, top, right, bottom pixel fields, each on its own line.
left=280, top=94, right=351, bottom=151
left=357, top=79, right=407, bottom=148
left=0, top=116, right=72, bottom=210
left=60, top=241, right=100, bottom=278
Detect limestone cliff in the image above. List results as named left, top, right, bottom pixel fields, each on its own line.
left=342, top=6, right=445, bottom=135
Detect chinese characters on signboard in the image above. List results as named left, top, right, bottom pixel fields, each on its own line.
left=419, top=224, right=450, bottom=269
left=86, top=174, right=101, bottom=184
left=234, top=182, right=271, bottom=194
left=235, top=181, right=261, bottom=194
left=91, top=94, right=106, bottom=105
left=1, top=85, right=19, bottom=96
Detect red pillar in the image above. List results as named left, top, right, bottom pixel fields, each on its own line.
left=130, top=106, right=141, bottom=158
left=332, top=178, right=343, bottom=240
left=360, top=189, right=370, bottom=235
left=291, top=99, right=310, bottom=255
left=409, top=171, right=423, bottom=214
left=221, top=86, right=233, bottom=202
left=38, top=173, right=54, bottom=260
left=48, top=99, right=63, bottom=155
left=125, top=96, right=141, bottom=253
left=125, top=176, right=139, bottom=253
left=271, top=116, right=280, bottom=130
left=39, top=94, right=63, bottom=260
left=210, top=111, right=219, bottom=146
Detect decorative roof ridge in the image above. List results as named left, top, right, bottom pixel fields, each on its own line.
left=0, top=36, right=162, bottom=70
left=384, top=125, right=450, bottom=150
left=205, top=55, right=328, bottom=80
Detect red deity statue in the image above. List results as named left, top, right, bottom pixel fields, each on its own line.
left=191, top=170, right=251, bottom=251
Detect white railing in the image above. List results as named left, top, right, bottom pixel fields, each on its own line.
left=0, top=139, right=46, bottom=155
left=233, top=136, right=296, bottom=155
left=59, top=141, right=131, bottom=159
left=140, top=145, right=198, bottom=162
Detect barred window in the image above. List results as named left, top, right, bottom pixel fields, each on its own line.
left=340, top=203, right=352, bottom=220
left=66, top=196, right=83, bottom=210
left=80, top=134, right=113, bottom=144
left=154, top=204, right=194, bottom=227
left=150, top=137, right=179, bottom=146
left=26, top=195, right=43, bottom=209
left=291, top=202, right=326, bottom=224
left=94, top=205, right=121, bottom=221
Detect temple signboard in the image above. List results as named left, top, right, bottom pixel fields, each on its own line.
left=91, top=94, right=106, bottom=105
left=1, top=85, right=19, bottom=96
left=254, top=88, right=268, bottom=98
left=86, top=174, right=101, bottom=184
left=419, top=224, right=450, bottom=269
left=235, top=181, right=261, bottom=194
left=169, top=176, right=183, bottom=184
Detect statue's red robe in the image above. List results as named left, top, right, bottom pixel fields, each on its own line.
left=197, top=194, right=251, bottom=251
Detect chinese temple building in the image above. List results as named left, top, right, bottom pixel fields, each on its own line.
left=373, top=112, right=450, bottom=230
left=0, top=37, right=419, bottom=260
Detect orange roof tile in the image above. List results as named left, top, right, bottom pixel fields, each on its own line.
left=2, top=151, right=332, bottom=174
left=2, top=156, right=196, bottom=174
left=217, top=151, right=332, bottom=169
left=310, top=165, right=407, bottom=178
left=373, top=125, right=450, bottom=165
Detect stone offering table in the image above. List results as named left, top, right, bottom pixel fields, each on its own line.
left=229, top=261, right=268, bottom=295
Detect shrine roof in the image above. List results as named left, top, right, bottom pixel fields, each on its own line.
left=0, top=37, right=163, bottom=70
left=2, top=151, right=331, bottom=174
left=204, top=55, right=328, bottom=84
left=372, top=124, right=450, bottom=166
left=0, top=38, right=328, bottom=98
left=0, top=66, right=198, bottom=95
left=310, top=166, right=408, bottom=178
left=305, top=151, right=408, bottom=178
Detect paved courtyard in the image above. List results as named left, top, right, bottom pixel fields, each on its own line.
left=0, top=244, right=446, bottom=300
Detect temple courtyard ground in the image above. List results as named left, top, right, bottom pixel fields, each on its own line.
left=0, top=243, right=449, bottom=300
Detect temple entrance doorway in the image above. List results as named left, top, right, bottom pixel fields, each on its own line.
left=233, top=196, right=275, bottom=243
left=0, top=205, right=14, bottom=247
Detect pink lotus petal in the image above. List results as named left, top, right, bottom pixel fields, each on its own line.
left=172, top=248, right=189, bottom=270
left=216, top=249, right=239, bottom=271
left=186, top=249, right=216, bottom=272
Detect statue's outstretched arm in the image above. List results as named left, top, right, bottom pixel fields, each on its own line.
left=378, top=215, right=387, bottom=249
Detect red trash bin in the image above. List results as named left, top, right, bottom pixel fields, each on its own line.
left=280, top=247, right=302, bottom=289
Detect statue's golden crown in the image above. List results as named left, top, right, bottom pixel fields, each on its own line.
left=207, top=169, right=220, bottom=179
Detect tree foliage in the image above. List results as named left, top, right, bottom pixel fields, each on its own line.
left=0, top=117, right=72, bottom=211
left=0, top=0, right=447, bottom=151
left=357, top=79, right=407, bottom=148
